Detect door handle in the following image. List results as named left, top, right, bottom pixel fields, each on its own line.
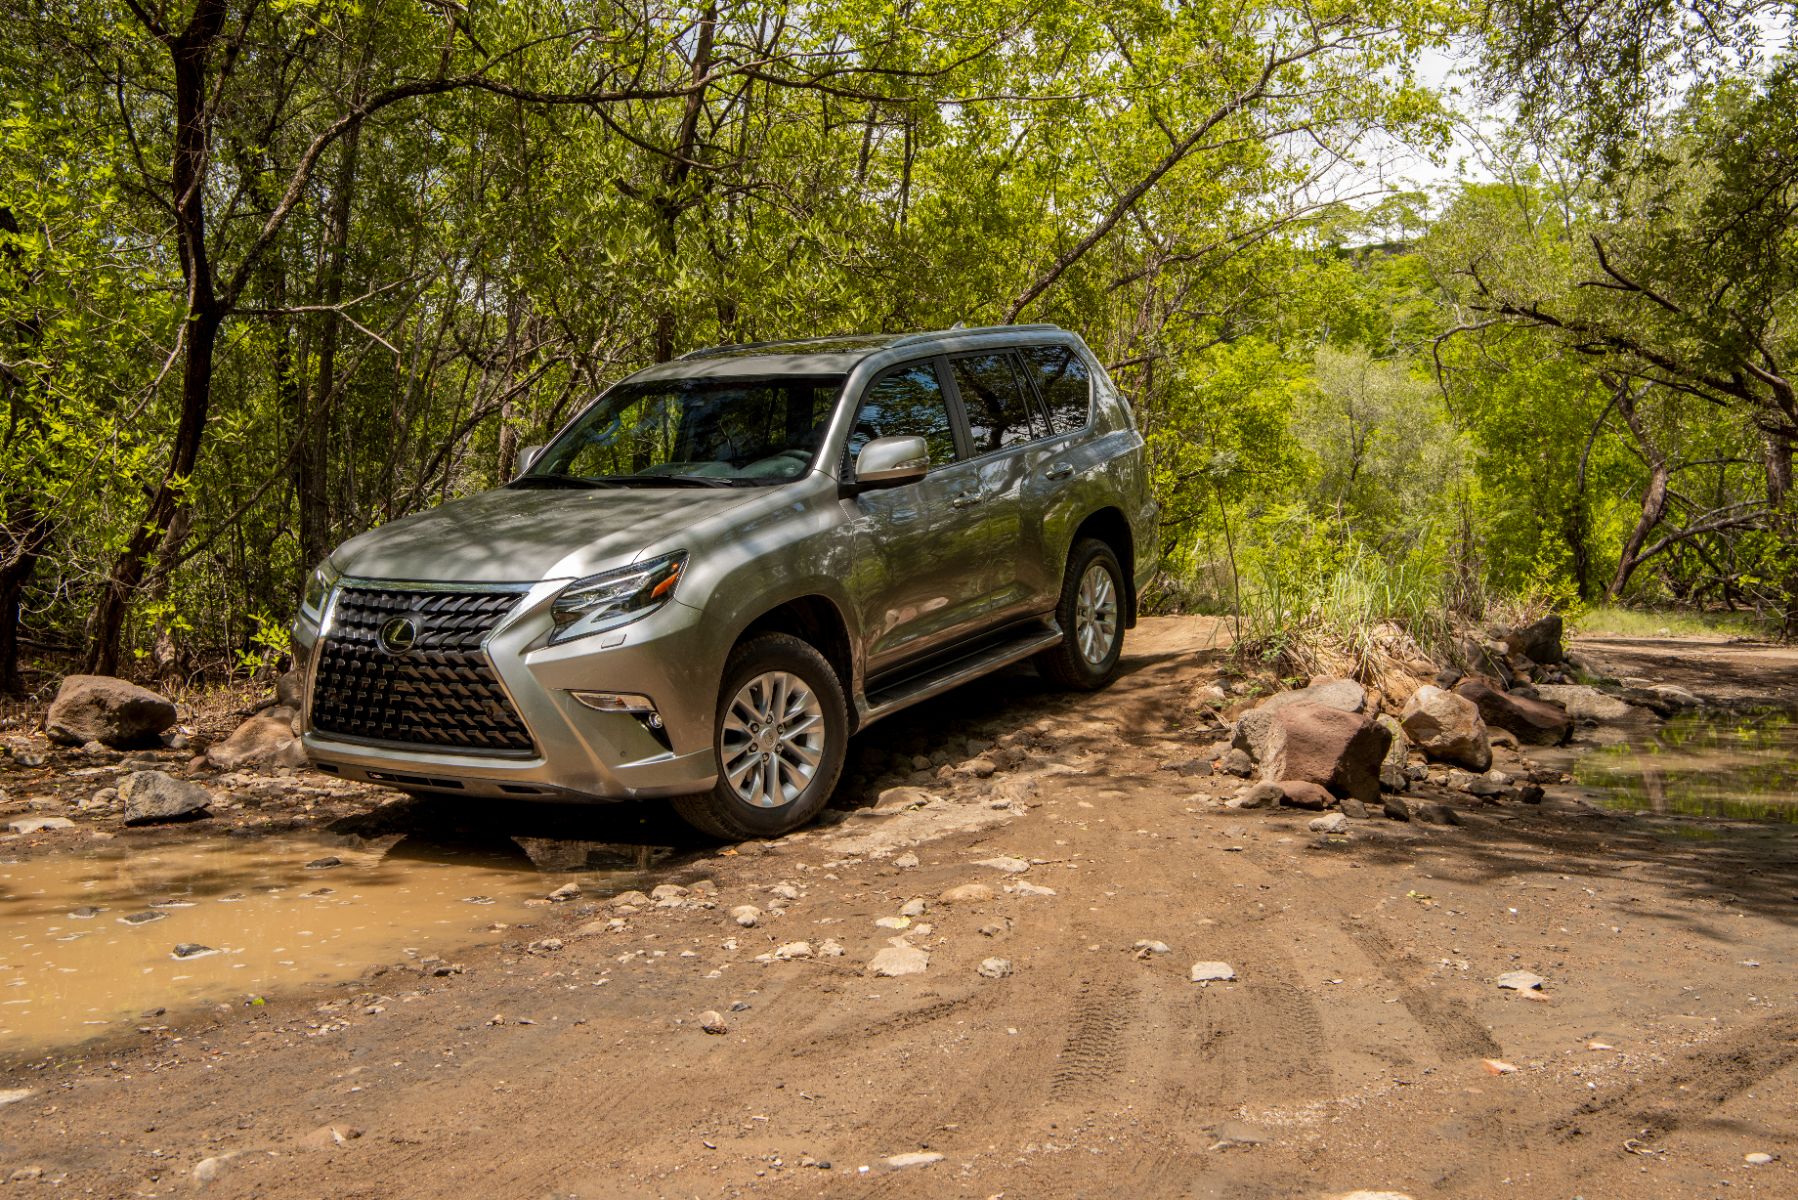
left=951, top=489, right=985, bottom=509
left=1045, top=461, right=1075, bottom=481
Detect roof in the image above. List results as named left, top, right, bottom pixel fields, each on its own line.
left=629, top=324, right=1072, bottom=383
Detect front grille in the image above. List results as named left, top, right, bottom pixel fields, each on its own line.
left=309, top=588, right=535, bottom=755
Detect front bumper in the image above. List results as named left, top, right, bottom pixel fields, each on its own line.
left=294, top=580, right=723, bottom=801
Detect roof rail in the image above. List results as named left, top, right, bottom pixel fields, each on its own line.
left=677, top=323, right=1066, bottom=361
left=885, top=323, right=1063, bottom=350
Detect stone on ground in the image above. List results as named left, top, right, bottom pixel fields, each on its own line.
left=1453, top=678, right=1571, bottom=746
left=119, top=771, right=213, bottom=825
left=45, top=675, right=177, bottom=748
left=1235, top=702, right=1390, bottom=803
left=206, top=714, right=302, bottom=770
left=1277, top=780, right=1334, bottom=810
left=1255, top=676, right=1368, bottom=716
left=868, top=944, right=929, bottom=977
left=1534, top=684, right=1649, bottom=723
left=1189, top=961, right=1236, bottom=982
left=1501, top=613, right=1564, bottom=664
left=1399, top=686, right=1492, bottom=770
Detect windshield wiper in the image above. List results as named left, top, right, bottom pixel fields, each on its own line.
left=628, top=475, right=745, bottom=488
left=509, top=475, right=623, bottom=490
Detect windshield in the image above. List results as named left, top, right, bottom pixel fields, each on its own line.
left=518, top=375, right=844, bottom=488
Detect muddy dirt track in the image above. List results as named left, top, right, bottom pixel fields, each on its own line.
left=2, top=618, right=1796, bottom=1198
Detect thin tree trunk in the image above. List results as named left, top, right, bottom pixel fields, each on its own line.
left=1606, top=382, right=1669, bottom=600
left=301, top=110, right=364, bottom=567
left=87, top=1, right=230, bottom=675
left=0, top=504, right=51, bottom=695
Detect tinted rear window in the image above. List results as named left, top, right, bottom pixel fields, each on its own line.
left=951, top=352, right=1044, bottom=454
left=1018, top=345, right=1091, bottom=435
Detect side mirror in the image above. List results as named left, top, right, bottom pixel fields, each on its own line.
left=516, top=443, right=545, bottom=476
left=852, top=435, right=929, bottom=490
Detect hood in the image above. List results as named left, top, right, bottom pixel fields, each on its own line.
left=330, top=485, right=763, bottom=584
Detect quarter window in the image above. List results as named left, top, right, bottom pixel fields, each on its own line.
left=951, top=352, right=1044, bottom=455
left=848, top=361, right=959, bottom=470
left=1018, top=345, right=1092, bottom=435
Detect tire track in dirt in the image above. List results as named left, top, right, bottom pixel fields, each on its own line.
left=1343, top=922, right=1501, bottom=1059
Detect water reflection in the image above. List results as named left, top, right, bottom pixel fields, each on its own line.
left=1572, top=711, right=1798, bottom=822
left=0, top=800, right=690, bottom=1054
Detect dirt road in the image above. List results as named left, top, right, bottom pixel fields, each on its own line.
left=2, top=618, right=1795, bottom=1198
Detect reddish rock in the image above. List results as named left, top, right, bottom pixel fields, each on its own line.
left=1400, top=685, right=1492, bottom=771
left=1275, top=780, right=1333, bottom=810
left=1453, top=679, right=1572, bottom=746
left=1235, top=702, right=1390, bottom=804
left=45, top=675, right=177, bottom=748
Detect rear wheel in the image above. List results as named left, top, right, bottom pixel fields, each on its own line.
left=673, top=633, right=848, bottom=839
left=1035, top=538, right=1126, bottom=690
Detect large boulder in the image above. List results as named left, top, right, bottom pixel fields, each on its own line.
left=1256, top=676, right=1368, bottom=717
left=45, top=675, right=177, bottom=748
left=119, top=771, right=212, bottom=825
left=1399, top=685, right=1492, bottom=771
left=1501, top=614, right=1564, bottom=665
left=206, top=715, right=306, bottom=770
left=274, top=668, right=307, bottom=710
left=1234, top=701, right=1390, bottom=804
left=1453, top=678, right=1572, bottom=746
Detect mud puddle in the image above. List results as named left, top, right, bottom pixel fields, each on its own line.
left=0, top=815, right=683, bottom=1054
left=1563, top=710, right=1798, bottom=822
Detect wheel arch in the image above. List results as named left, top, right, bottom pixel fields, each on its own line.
left=1069, top=507, right=1137, bottom=627
left=735, top=594, right=858, bottom=724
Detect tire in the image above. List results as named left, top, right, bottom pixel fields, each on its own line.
left=1035, top=538, right=1127, bottom=690
left=672, top=632, right=849, bottom=840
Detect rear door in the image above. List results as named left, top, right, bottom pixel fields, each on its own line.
left=941, top=349, right=1051, bottom=626
left=1015, top=343, right=1099, bottom=607
left=841, top=359, right=994, bottom=672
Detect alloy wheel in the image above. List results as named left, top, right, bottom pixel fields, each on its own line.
left=719, top=670, right=827, bottom=808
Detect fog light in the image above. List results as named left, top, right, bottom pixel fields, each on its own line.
left=569, top=690, right=658, bottom=714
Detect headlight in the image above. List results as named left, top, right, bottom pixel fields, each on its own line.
left=549, top=552, right=687, bottom=645
left=299, top=560, right=340, bottom=624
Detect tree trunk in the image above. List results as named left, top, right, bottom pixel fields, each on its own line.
left=300, top=112, right=363, bottom=568
left=0, top=504, right=51, bottom=695
left=1606, top=382, right=1669, bottom=600
left=87, top=1, right=230, bottom=675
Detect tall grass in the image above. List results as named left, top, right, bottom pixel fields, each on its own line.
left=1229, top=546, right=1458, bottom=687
left=1574, top=605, right=1771, bottom=640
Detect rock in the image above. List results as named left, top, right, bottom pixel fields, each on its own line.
left=899, top=898, right=928, bottom=917
left=1400, top=686, right=1492, bottom=771
left=1189, top=961, right=1236, bottom=982
left=275, top=667, right=307, bottom=709
left=1501, top=613, right=1564, bottom=664
left=1277, top=780, right=1334, bottom=810
left=0, top=1088, right=33, bottom=1106
left=171, top=943, right=218, bottom=959
left=773, top=941, right=813, bottom=960
left=306, top=856, right=342, bottom=870
left=1381, top=796, right=1413, bottom=822
left=1134, top=940, right=1171, bottom=955
left=1309, top=812, right=1350, bottom=834
left=651, top=883, right=689, bottom=901
left=6, top=816, right=74, bottom=834
left=1339, top=797, right=1370, bottom=819
left=118, top=910, right=167, bottom=925
left=1221, top=748, right=1254, bottom=777
left=1010, top=880, right=1056, bottom=896
left=1229, top=782, right=1283, bottom=810
left=938, top=883, right=994, bottom=904
left=547, top=882, right=581, bottom=902
left=893, top=851, right=920, bottom=869
left=1496, top=970, right=1544, bottom=991
left=1650, top=683, right=1702, bottom=708
left=698, top=1010, right=728, bottom=1034
left=869, top=944, right=930, bottom=977
left=298, top=1123, right=363, bottom=1151
left=611, top=890, right=649, bottom=909
left=119, top=771, right=212, bottom=825
left=873, top=786, right=932, bottom=812
left=882, top=1151, right=944, bottom=1170
left=1415, top=802, right=1462, bottom=826
left=1745, top=1152, right=1775, bottom=1166
left=44, top=675, right=177, bottom=748
left=1379, top=763, right=1410, bottom=793
left=1256, top=676, right=1368, bottom=715
left=81, top=786, right=120, bottom=812
left=1453, top=678, right=1571, bottom=746
left=729, top=904, right=761, bottom=928
left=976, top=855, right=1031, bottom=873
left=206, top=714, right=299, bottom=770
left=1236, top=702, right=1390, bottom=803
left=1517, top=784, right=1545, bottom=804
left=966, top=756, right=997, bottom=778
left=7, top=1167, right=43, bottom=1183
left=976, top=957, right=1013, bottom=979
left=1534, top=684, right=1649, bottom=722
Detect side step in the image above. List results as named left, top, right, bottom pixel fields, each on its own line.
left=860, top=626, right=1064, bottom=728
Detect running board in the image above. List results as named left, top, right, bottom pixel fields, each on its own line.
left=860, top=627, right=1064, bottom=728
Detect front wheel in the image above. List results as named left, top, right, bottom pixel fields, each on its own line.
left=673, top=632, right=848, bottom=840
left=1035, top=538, right=1126, bottom=690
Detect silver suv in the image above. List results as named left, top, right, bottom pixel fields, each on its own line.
left=291, top=325, right=1156, bottom=837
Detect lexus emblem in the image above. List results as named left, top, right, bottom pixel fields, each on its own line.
left=378, top=615, right=420, bottom=654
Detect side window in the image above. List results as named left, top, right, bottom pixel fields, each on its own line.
left=847, top=361, right=959, bottom=471
left=1018, top=345, right=1092, bottom=436
left=951, top=352, right=1044, bottom=455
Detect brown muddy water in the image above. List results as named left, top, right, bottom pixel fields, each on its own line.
left=0, top=816, right=682, bottom=1054
left=1567, top=711, right=1798, bottom=822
